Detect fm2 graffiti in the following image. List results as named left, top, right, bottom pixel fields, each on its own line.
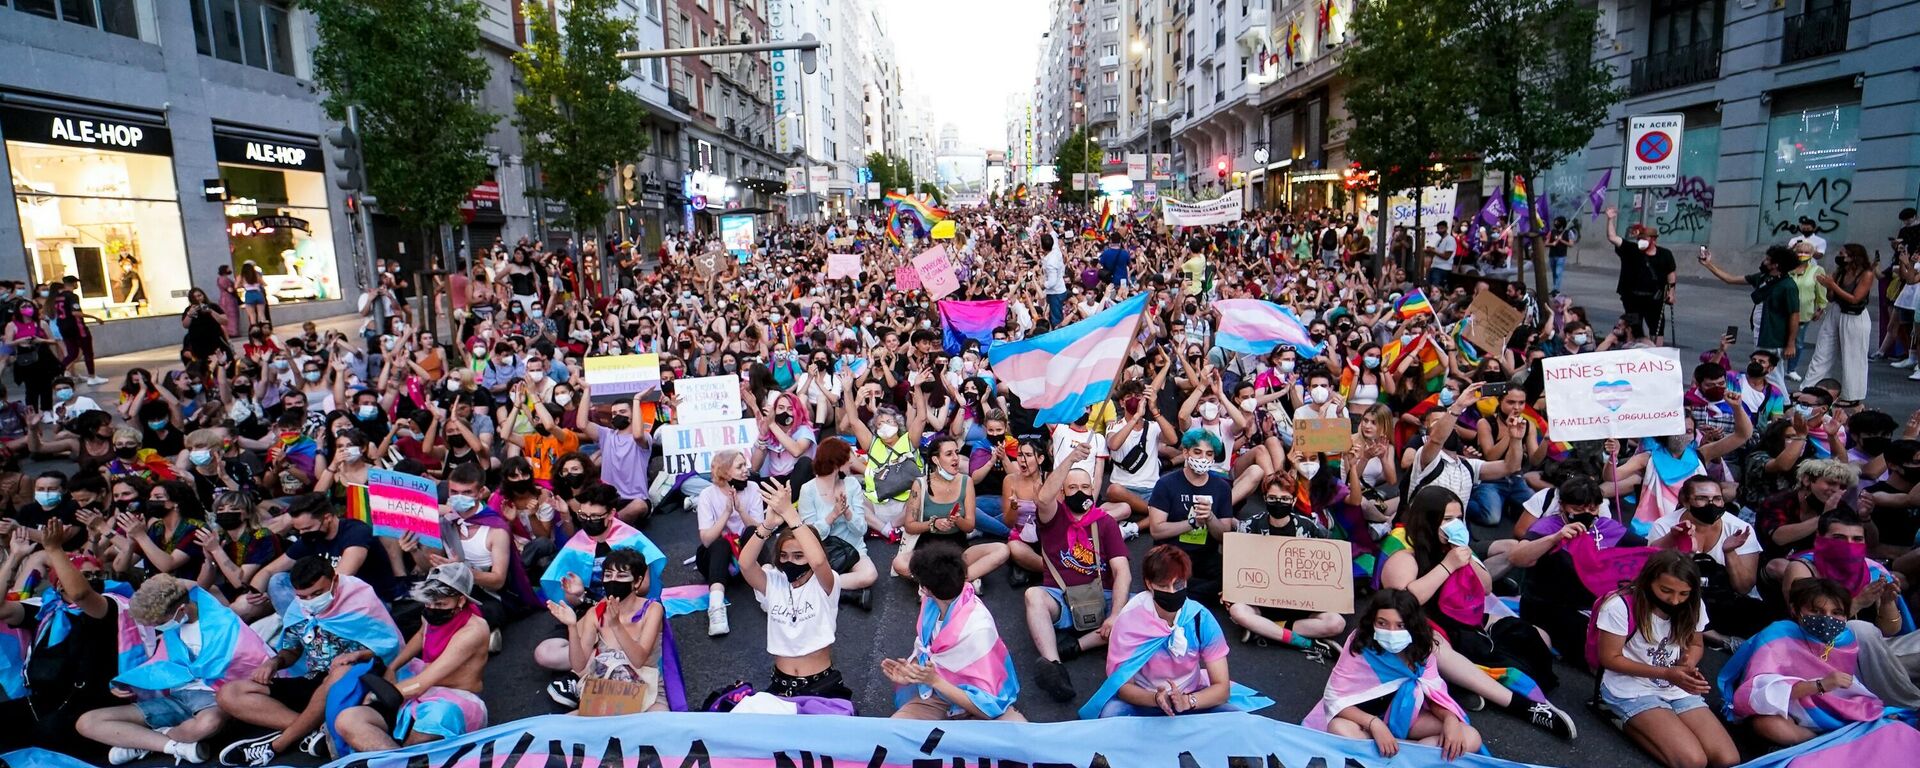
left=1765, top=176, right=1852, bottom=236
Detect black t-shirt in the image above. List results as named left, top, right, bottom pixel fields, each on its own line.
left=12, top=499, right=78, bottom=529
left=27, top=597, right=122, bottom=710
left=1615, top=241, right=1662, bottom=297
left=285, top=517, right=397, bottom=598
left=1867, top=480, right=1920, bottom=552
left=1899, top=223, right=1920, bottom=254
left=142, top=425, right=185, bottom=456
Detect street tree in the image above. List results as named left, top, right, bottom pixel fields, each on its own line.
left=1454, top=0, right=1620, bottom=291
left=1342, top=0, right=1473, bottom=265
left=300, top=0, right=497, bottom=260
left=1052, top=128, right=1104, bottom=205
left=917, top=183, right=946, bottom=206
left=515, top=0, right=652, bottom=244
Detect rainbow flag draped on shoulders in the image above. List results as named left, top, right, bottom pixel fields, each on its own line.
left=540, top=520, right=669, bottom=608
left=268, top=431, right=319, bottom=477
left=1078, top=592, right=1273, bottom=719
left=899, top=584, right=1020, bottom=719
left=114, top=586, right=268, bottom=693
left=1382, top=334, right=1442, bottom=377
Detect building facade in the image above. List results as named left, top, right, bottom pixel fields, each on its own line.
left=666, top=0, right=784, bottom=231
left=0, top=0, right=361, bottom=354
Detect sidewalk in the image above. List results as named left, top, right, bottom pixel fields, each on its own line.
left=64, top=312, right=368, bottom=401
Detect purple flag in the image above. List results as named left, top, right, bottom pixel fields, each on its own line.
left=1536, top=194, right=1552, bottom=231
left=1587, top=169, right=1612, bottom=219
left=1477, top=194, right=1505, bottom=228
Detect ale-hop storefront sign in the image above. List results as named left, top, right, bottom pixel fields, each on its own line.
left=213, top=133, right=324, bottom=172
left=1161, top=193, right=1245, bottom=227
left=0, top=103, right=172, bottom=156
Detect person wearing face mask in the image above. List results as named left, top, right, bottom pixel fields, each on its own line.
left=12, top=469, right=81, bottom=539
left=5, top=295, right=64, bottom=410
left=1104, top=385, right=1183, bottom=521
left=750, top=391, right=817, bottom=488
left=177, top=428, right=248, bottom=510
left=1719, top=577, right=1882, bottom=748
left=885, top=542, right=1024, bottom=721
left=480, top=343, right=527, bottom=397
left=1307, top=589, right=1483, bottom=761
left=249, top=494, right=399, bottom=601
left=1778, top=513, right=1909, bottom=640
left=506, top=391, right=593, bottom=488
left=1608, top=408, right=1753, bottom=531
left=1080, top=545, right=1268, bottom=719
left=1593, top=552, right=1738, bottom=768
left=1227, top=477, right=1346, bottom=662
left=737, top=478, right=852, bottom=705
left=77, top=574, right=268, bottom=766
left=892, top=438, right=1011, bottom=587
left=217, top=556, right=403, bottom=766
left=195, top=490, right=278, bottom=616
left=434, top=464, right=540, bottom=627
left=332, top=563, right=494, bottom=752
left=538, top=482, right=669, bottom=696
left=1604, top=211, right=1677, bottom=344
left=1290, top=368, right=1348, bottom=424
left=1146, top=430, right=1238, bottom=603
left=1647, top=477, right=1769, bottom=644
left=1754, top=459, right=1861, bottom=562
left=111, top=479, right=210, bottom=580
left=134, top=398, right=186, bottom=457
left=1497, top=473, right=1645, bottom=658
left=691, top=450, right=765, bottom=637
left=0, top=520, right=128, bottom=756
left=1682, top=362, right=1739, bottom=443
left=541, top=549, right=677, bottom=713
left=1700, top=245, right=1803, bottom=391
left=840, top=383, right=925, bottom=539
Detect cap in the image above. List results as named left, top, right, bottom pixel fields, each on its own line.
left=414, top=562, right=475, bottom=601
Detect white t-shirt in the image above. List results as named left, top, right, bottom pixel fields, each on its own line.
left=1431, top=235, right=1458, bottom=271
left=176, top=621, right=213, bottom=693
left=1107, top=421, right=1164, bottom=489
left=755, top=566, right=839, bottom=658
left=1409, top=449, right=1484, bottom=505
left=1521, top=487, right=1614, bottom=521
left=1050, top=425, right=1107, bottom=477
left=1597, top=593, right=1709, bottom=701
left=1646, top=512, right=1763, bottom=567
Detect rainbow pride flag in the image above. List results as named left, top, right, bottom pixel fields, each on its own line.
left=1510, top=174, right=1543, bottom=234
left=1394, top=289, right=1435, bottom=320
left=343, top=483, right=371, bottom=525
left=885, top=191, right=949, bottom=232
left=1098, top=200, right=1116, bottom=233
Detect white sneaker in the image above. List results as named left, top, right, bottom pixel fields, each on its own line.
left=295, top=730, right=327, bottom=758
left=971, top=578, right=983, bottom=595
left=707, top=605, right=730, bottom=637
left=1118, top=521, right=1141, bottom=540
left=108, top=747, right=150, bottom=766
left=84, top=376, right=109, bottom=386
left=1906, top=369, right=1920, bottom=381
left=1894, top=358, right=1917, bottom=369
left=1787, top=371, right=1803, bottom=383
left=165, top=740, right=211, bottom=764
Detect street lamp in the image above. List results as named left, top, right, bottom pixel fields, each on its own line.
left=1253, top=142, right=1270, bottom=166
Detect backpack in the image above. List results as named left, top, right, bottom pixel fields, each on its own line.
left=1583, top=589, right=1635, bottom=673
left=701, top=680, right=756, bottom=712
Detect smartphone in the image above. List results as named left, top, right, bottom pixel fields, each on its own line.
left=1482, top=382, right=1511, bottom=397
left=1725, top=325, right=1739, bottom=343
left=661, top=380, right=675, bottom=396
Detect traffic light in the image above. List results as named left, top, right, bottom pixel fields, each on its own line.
left=1215, top=156, right=1228, bottom=178
left=799, top=32, right=819, bottom=74
left=326, top=127, right=363, bottom=192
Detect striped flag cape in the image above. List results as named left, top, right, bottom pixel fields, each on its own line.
left=540, top=520, right=668, bottom=606
left=989, top=292, right=1148, bottom=425
left=938, top=299, right=1008, bottom=355
left=1211, top=298, right=1325, bottom=357
left=1382, top=334, right=1441, bottom=376
left=897, top=584, right=1020, bottom=719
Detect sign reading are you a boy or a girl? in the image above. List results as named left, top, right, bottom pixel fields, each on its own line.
left=1541, top=347, right=1685, bottom=442
left=1222, top=532, right=1354, bottom=614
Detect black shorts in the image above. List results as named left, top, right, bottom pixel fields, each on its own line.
left=266, top=676, right=327, bottom=710
left=1255, top=605, right=1317, bottom=626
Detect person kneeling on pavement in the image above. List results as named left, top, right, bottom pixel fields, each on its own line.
left=1226, top=474, right=1346, bottom=662
left=332, top=563, right=492, bottom=753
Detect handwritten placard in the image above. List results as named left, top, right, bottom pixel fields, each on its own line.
left=913, top=246, right=960, bottom=301
left=672, top=374, right=741, bottom=425
left=1222, top=532, right=1353, bottom=614
left=367, top=468, right=442, bottom=549
left=583, top=353, right=660, bottom=397
left=1541, top=347, right=1684, bottom=441
left=658, top=418, right=757, bottom=474
left=1293, top=417, right=1351, bottom=456
left=831, top=236, right=857, bottom=248
left=894, top=264, right=922, bottom=292
left=1463, top=292, right=1524, bottom=354
left=578, top=676, right=653, bottom=717
left=827, top=253, right=862, bottom=280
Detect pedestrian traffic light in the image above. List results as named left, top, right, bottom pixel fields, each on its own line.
left=327, top=126, right=363, bottom=192
left=1215, top=156, right=1228, bottom=178
left=799, top=32, right=819, bottom=74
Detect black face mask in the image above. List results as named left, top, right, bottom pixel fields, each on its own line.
left=446, top=434, right=469, bottom=450
left=1568, top=512, right=1599, bottom=529
left=1152, top=587, right=1188, bottom=613
left=777, top=560, right=810, bottom=582
left=728, top=477, right=750, bottom=491
left=142, top=503, right=170, bottom=519
left=85, top=576, right=106, bottom=594
left=774, top=413, right=795, bottom=427
left=216, top=512, right=244, bottom=530
left=114, top=446, right=137, bottom=460
left=602, top=580, right=634, bottom=600
left=533, top=424, right=551, bottom=437
left=1651, top=599, right=1686, bottom=618
left=1746, top=362, right=1767, bottom=379
left=575, top=515, right=609, bottom=537
left=1065, top=491, right=1095, bottom=515
left=505, top=478, right=536, bottom=495
left=609, top=415, right=632, bottom=431
left=1689, top=503, right=1726, bottom=525
left=986, top=432, right=1006, bottom=443
left=422, top=605, right=462, bottom=626
left=297, top=529, right=328, bottom=547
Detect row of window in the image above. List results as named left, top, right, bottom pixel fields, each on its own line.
left=5, top=0, right=302, bottom=77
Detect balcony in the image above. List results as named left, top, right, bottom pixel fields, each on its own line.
left=669, top=90, right=692, bottom=113
left=1629, top=41, right=1721, bottom=96
left=1099, top=54, right=1120, bottom=67
left=1783, top=1, right=1849, bottom=63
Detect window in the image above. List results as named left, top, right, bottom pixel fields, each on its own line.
left=645, top=0, right=660, bottom=20
left=1105, top=98, right=1118, bottom=113
left=1103, top=16, right=1118, bottom=31
left=190, top=0, right=298, bottom=75
left=1104, top=44, right=1117, bottom=57
left=1103, top=71, right=1118, bottom=84
left=4, top=0, right=141, bottom=39
left=1647, top=0, right=1725, bottom=55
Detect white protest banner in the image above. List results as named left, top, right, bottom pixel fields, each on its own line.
left=1386, top=186, right=1459, bottom=230
left=784, top=167, right=806, bottom=195
left=1541, top=347, right=1685, bottom=442
left=808, top=165, right=831, bottom=195
left=1222, top=533, right=1354, bottom=614
left=672, top=374, right=741, bottom=425
left=1126, top=153, right=1148, bottom=180
left=1162, top=193, right=1244, bottom=227
left=583, top=353, right=660, bottom=396
left=658, top=418, right=756, bottom=474
left=827, top=253, right=861, bottom=279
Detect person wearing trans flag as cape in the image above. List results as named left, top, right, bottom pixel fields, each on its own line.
left=1719, top=578, right=1885, bottom=748
left=331, top=563, right=492, bottom=753
left=77, top=573, right=269, bottom=766
left=884, top=541, right=1024, bottom=721
left=1306, top=589, right=1483, bottom=761
left=0, top=520, right=139, bottom=758
left=215, top=557, right=403, bottom=767
left=534, top=482, right=669, bottom=707
left=1078, top=545, right=1271, bottom=719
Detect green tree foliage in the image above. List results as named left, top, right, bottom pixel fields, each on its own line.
left=515, top=0, right=652, bottom=239
left=1342, top=0, right=1472, bottom=240
left=865, top=152, right=916, bottom=194
left=300, top=0, right=497, bottom=236
left=916, top=183, right=945, bottom=206
left=1052, top=128, right=1104, bottom=204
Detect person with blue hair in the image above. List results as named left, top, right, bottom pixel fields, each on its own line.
left=1145, top=429, right=1239, bottom=606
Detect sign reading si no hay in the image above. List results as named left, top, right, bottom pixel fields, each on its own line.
left=1541, top=347, right=1684, bottom=442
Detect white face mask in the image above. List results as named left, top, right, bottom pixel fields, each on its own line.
left=1309, top=385, right=1330, bottom=404
left=1297, top=460, right=1320, bottom=480
left=1186, top=457, right=1214, bottom=475
left=876, top=423, right=900, bottom=441
left=1239, top=397, right=1258, bottom=413
left=1199, top=402, right=1220, bottom=420
left=554, top=392, right=573, bottom=406
left=1636, top=239, right=1652, bottom=251
left=1572, top=333, right=1591, bottom=346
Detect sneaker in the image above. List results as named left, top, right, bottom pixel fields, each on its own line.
left=1034, top=659, right=1076, bottom=702
left=108, top=747, right=150, bottom=766
left=166, top=740, right=211, bottom=765
left=84, top=376, right=109, bottom=386
left=1304, top=638, right=1343, bottom=665
left=1008, top=568, right=1034, bottom=588
left=1870, top=352, right=1888, bottom=361
left=1894, top=358, right=1917, bottom=369
left=1787, top=371, right=1803, bottom=383
left=219, top=733, right=279, bottom=767
left=1118, top=521, right=1140, bottom=540
left=489, top=628, right=503, bottom=654
left=707, top=605, right=730, bottom=637
left=229, top=740, right=275, bottom=768
left=1906, top=368, right=1920, bottom=381
left=295, top=730, right=327, bottom=758
left=1527, top=701, right=1579, bottom=740
left=547, top=675, right=582, bottom=708
left=971, top=578, right=983, bottom=595
left=847, top=587, right=873, bottom=611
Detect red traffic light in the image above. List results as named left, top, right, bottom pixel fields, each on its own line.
left=1214, top=156, right=1228, bottom=177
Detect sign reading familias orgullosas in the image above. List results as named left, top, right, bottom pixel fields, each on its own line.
left=1541, top=347, right=1684, bottom=442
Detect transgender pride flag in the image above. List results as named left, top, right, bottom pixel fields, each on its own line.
left=938, top=299, right=1007, bottom=355
left=990, top=293, right=1148, bottom=425
left=1212, top=298, right=1325, bottom=357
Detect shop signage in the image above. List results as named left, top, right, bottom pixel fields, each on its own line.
left=459, top=181, right=503, bottom=223
left=247, top=215, right=311, bottom=233
left=213, top=134, right=324, bottom=172
left=0, top=104, right=171, bottom=156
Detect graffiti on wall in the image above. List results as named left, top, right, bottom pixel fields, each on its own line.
left=1653, top=176, right=1716, bottom=240
left=1762, top=176, right=1852, bottom=237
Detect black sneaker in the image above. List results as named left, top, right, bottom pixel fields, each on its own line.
left=547, top=676, right=582, bottom=708
left=1527, top=701, right=1578, bottom=740
left=1303, top=638, right=1342, bottom=665
left=1034, top=660, right=1076, bottom=703
left=840, top=587, right=872, bottom=611
left=1008, top=568, right=1034, bottom=589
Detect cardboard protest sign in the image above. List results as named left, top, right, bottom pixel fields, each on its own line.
left=672, top=375, right=741, bottom=425
left=658, top=418, right=756, bottom=474
left=1463, top=292, right=1524, bottom=354
left=831, top=236, right=857, bottom=248
left=894, top=264, right=922, bottom=292
left=1541, top=347, right=1684, bottom=442
left=577, top=676, right=653, bottom=717
left=1293, top=417, right=1351, bottom=456
left=367, top=468, right=442, bottom=549
left=827, top=253, right=862, bottom=280
left=1222, top=532, right=1354, bottom=614
left=583, top=353, right=660, bottom=396
left=692, top=242, right=724, bottom=275
left=913, top=246, right=960, bottom=301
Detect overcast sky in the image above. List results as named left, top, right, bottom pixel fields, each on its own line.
left=875, top=0, right=1047, bottom=152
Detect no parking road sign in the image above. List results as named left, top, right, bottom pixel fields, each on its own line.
left=1626, top=114, right=1684, bottom=188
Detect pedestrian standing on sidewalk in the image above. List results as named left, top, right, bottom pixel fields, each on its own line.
left=54, top=276, right=108, bottom=385
left=1802, top=243, right=1874, bottom=400
left=216, top=265, right=243, bottom=337
left=1699, top=245, right=1801, bottom=393
left=1603, top=208, right=1676, bottom=346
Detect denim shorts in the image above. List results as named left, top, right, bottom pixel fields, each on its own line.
left=1598, top=686, right=1708, bottom=722
left=1039, top=586, right=1113, bottom=630
left=136, top=688, right=220, bottom=728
